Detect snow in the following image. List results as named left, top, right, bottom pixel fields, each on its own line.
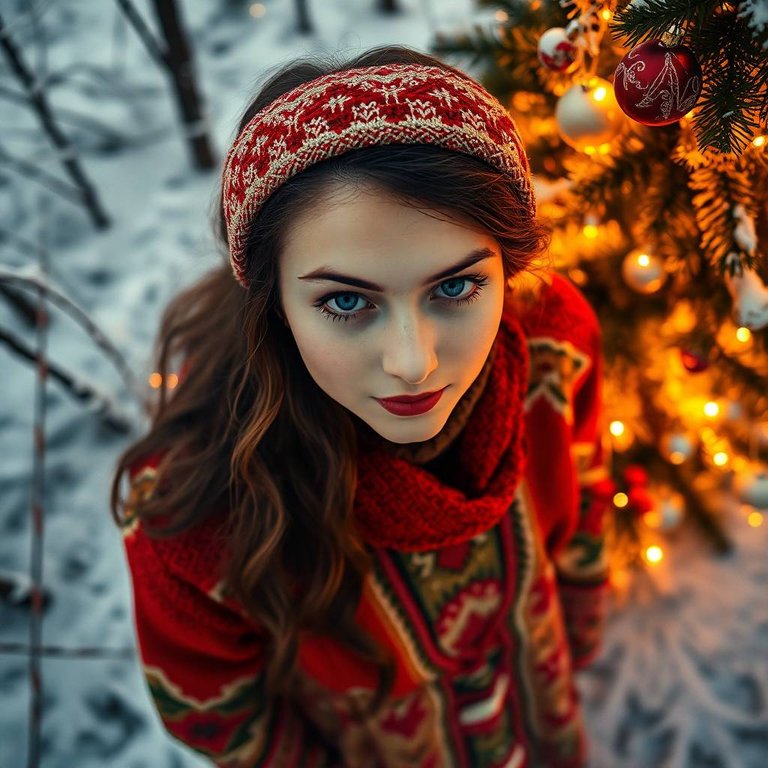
left=1, top=1, right=767, bottom=767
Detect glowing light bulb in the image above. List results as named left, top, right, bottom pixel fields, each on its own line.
left=736, top=327, right=752, bottom=343
left=644, top=545, right=664, bottom=564
left=249, top=3, right=266, bottom=17
left=748, top=511, right=764, bottom=527
left=583, top=224, right=599, bottom=239
left=613, top=492, right=629, bottom=508
left=600, top=8, right=612, bottom=20
left=637, top=253, right=651, bottom=267
left=592, top=86, right=607, bottom=102
left=753, top=135, right=766, bottom=148
left=610, top=420, right=626, bottom=437
left=167, top=373, right=179, bottom=389
left=149, top=372, right=162, bottom=389
left=704, top=401, right=720, bottom=418
left=713, top=451, right=729, bottom=466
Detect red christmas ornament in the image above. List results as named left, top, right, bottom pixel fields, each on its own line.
left=537, top=27, right=579, bottom=73
left=613, top=39, right=702, bottom=126
left=624, top=464, right=649, bottom=488
left=680, top=348, right=710, bottom=373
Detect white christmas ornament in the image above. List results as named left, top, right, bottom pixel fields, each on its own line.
left=622, top=248, right=666, bottom=293
left=537, top=27, right=579, bottom=72
left=724, top=252, right=768, bottom=330
left=554, top=77, right=625, bottom=154
left=735, top=465, right=768, bottom=509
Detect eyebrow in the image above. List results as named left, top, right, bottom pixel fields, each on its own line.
left=297, top=247, right=496, bottom=292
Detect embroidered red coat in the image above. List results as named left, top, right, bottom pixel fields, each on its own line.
left=120, top=273, right=610, bottom=768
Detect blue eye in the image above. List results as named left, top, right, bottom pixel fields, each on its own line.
left=439, top=277, right=472, bottom=299
left=314, top=273, right=490, bottom=323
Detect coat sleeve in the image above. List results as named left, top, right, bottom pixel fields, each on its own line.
left=120, top=462, right=342, bottom=768
left=552, top=304, right=612, bottom=670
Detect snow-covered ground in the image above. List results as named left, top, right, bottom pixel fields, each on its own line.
left=1, top=1, right=767, bottom=767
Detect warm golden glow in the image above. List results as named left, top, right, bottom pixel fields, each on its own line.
left=643, top=510, right=662, bottom=528
left=704, top=401, right=720, bottom=418
left=610, top=420, right=626, bottom=436
left=614, top=492, right=629, bottom=508
left=167, top=373, right=179, bottom=389
left=669, top=451, right=686, bottom=465
left=713, top=451, right=729, bottom=466
left=645, top=545, right=664, bottom=564
left=736, top=326, right=752, bottom=343
left=592, top=86, right=608, bottom=102
left=753, top=135, right=766, bottom=148
left=748, top=511, right=764, bottom=527
left=583, top=224, right=599, bottom=239
left=637, top=253, right=651, bottom=267
left=148, top=372, right=162, bottom=389
left=569, top=268, right=588, bottom=285
left=600, top=8, right=613, bottom=20
left=248, top=3, right=266, bottom=17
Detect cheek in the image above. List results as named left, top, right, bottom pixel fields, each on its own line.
left=290, top=321, right=366, bottom=390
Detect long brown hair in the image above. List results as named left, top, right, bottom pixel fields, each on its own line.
left=111, top=44, right=551, bottom=719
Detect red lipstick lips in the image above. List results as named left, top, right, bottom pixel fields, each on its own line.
left=375, top=387, right=447, bottom=416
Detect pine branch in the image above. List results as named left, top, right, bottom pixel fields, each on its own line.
left=611, top=0, right=722, bottom=48
left=688, top=163, right=759, bottom=271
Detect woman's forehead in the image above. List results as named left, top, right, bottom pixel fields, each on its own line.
left=281, top=185, right=495, bottom=264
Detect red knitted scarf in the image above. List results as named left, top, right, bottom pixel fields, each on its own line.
left=353, top=309, right=529, bottom=552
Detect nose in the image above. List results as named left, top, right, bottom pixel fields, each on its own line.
left=381, top=311, right=438, bottom=385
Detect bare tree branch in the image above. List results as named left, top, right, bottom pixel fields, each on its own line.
left=0, top=325, right=133, bottom=434
left=0, top=14, right=110, bottom=229
left=0, top=267, right=144, bottom=400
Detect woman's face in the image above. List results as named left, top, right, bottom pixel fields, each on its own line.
left=278, top=184, right=506, bottom=444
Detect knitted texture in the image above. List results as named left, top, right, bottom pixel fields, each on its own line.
left=120, top=275, right=610, bottom=768
left=221, top=63, right=535, bottom=288
left=353, top=309, right=529, bottom=551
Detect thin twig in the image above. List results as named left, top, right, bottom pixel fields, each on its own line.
left=0, top=13, right=110, bottom=229
left=112, top=0, right=167, bottom=67
left=0, top=268, right=144, bottom=401
left=27, top=195, right=48, bottom=768
left=0, top=643, right=135, bottom=660
left=0, top=142, right=85, bottom=205
left=0, top=326, right=134, bottom=434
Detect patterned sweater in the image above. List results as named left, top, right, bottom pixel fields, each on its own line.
left=120, top=273, right=609, bottom=768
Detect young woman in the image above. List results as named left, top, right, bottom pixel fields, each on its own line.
left=112, top=44, right=610, bottom=768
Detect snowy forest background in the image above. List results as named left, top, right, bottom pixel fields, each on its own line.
left=1, top=1, right=767, bottom=767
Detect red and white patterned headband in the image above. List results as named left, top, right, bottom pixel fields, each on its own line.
left=221, top=62, right=535, bottom=289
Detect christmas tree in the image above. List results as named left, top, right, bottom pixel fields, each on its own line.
left=432, top=0, right=768, bottom=574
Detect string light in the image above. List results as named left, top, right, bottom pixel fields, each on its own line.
left=748, top=511, right=764, bottom=527
left=600, top=8, right=612, bottom=21
left=610, top=420, right=626, bottom=437
left=704, top=400, right=720, bottom=418
left=736, top=326, right=752, bottom=343
left=614, top=492, right=629, bottom=508
left=713, top=451, right=729, bottom=466
left=753, top=135, right=766, bottom=148
left=248, top=3, right=266, bottom=17
left=644, top=545, right=664, bottom=564
left=148, top=372, right=179, bottom=389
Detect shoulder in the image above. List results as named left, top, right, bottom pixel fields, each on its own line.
left=504, top=270, right=601, bottom=355
left=121, top=453, right=234, bottom=607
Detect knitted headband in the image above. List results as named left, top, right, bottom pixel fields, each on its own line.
left=221, top=62, right=536, bottom=289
